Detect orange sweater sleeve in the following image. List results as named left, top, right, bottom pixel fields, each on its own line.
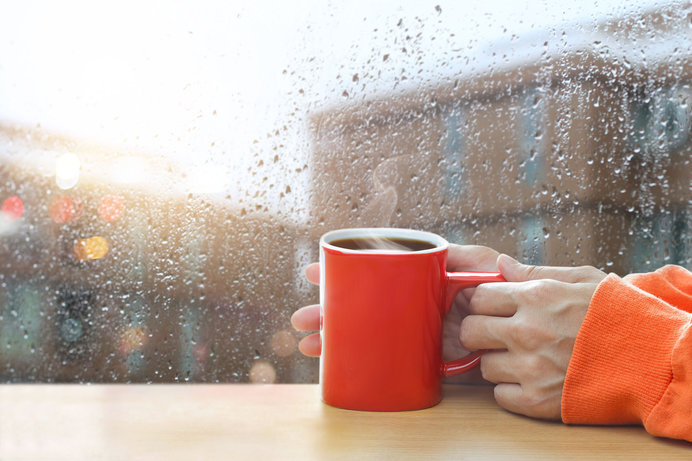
left=561, top=266, right=692, bottom=442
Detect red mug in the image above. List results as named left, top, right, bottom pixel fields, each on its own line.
left=319, top=228, right=505, bottom=411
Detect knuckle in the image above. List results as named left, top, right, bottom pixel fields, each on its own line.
left=562, top=265, right=607, bottom=283
left=505, top=319, right=525, bottom=346
left=514, top=324, right=539, bottom=350
left=520, top=279, right=557, bottom=305
left=581, top=265, right=606, bottom=282
left=506, top=316, right=542, bottom=351
left=533, top=279, right=554, bottom=300
left=523, top=354, right=544, bottom=377
left=516, top=281, right=537, bottom=303
left=523, top=331, right=543, bottom=351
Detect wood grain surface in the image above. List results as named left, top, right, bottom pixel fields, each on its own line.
left=0, top=384, right=689, bottom=460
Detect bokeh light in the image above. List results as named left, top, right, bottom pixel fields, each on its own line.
left=55, top=153, right=81, bottom=190
left=49, top=196, right=83, bottom=223
left=98, top=194, right=125, bottom=222
left=1, top=196, right=24, bottom=221
left=270, top=330, right=298, bottom=357
left=73, top=236, right=109, bottom=261
left=59, top=318, right=84, bottom=343
left=249, top=360, right=276, bottom=384
left=119, top=326, right=149, bottom=356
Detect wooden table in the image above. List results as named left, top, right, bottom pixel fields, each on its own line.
left=0, top=384, right=689, bottom=460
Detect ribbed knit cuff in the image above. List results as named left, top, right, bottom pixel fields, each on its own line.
left=562, top=273, right=687, bottom=425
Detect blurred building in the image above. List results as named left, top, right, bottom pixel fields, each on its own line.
left=308, top=8, right=692, bottom=275
left=0, top=126, right=317, bottom=383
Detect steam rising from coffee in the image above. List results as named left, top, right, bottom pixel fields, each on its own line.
left=359, top=155, right=410, bottom=227
left=348, top=155, right=429, bottom=251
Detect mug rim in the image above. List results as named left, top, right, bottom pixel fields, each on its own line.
left=320, top=227, right=448, bottom=255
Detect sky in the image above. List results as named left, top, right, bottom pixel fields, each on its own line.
left=0, top=0, right=672, bottom=214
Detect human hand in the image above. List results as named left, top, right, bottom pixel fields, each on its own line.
left=290, top=245, right=501, bottom=370
left=460, top=255, right=607, bottom=420
left=290, top=263, right=321, bottom=357
left=441, top=245, right=501, bottom=383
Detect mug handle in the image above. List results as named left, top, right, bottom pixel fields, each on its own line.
left=441, top=271, right=506, bottom=377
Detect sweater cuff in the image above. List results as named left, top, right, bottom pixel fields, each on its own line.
left=562, top=273, right=688, bottom=425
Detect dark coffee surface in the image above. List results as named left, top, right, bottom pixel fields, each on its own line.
left=329, top=236, right=436, bottom=252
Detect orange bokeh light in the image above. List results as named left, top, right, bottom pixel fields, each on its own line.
left=1, top=196, right=24, bottom=221
left=119, top=326, right=149, bottom=356
left=74, top=236, right=109, bottom=261
left=270, top=330, right=298, bottom=357
left=98, top=194, right=125, bottom=222
left=249, top=360, right=277, bottom=384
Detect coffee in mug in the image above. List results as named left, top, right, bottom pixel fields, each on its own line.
left=329, top=236, right=436, bottom=252
left=319, top=227, right=505, bottom=411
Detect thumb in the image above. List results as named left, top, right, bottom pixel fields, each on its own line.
left=496, top=254, right=540, bottom=282
left=497, top=254, right=604, bottom=283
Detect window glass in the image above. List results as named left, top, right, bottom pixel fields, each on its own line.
left=0, top=0, right=690, bottom=382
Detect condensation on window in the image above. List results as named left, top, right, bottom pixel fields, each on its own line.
left=0, top=1, right=691, bottom=382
